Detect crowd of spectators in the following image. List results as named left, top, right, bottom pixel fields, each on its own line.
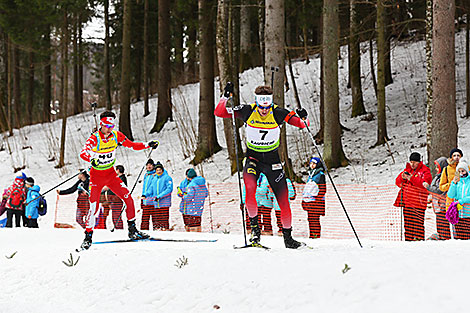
left=1, top=173, right=43, bottom=228
left=7, top=149, right=470, bottom=241
left=394, top=148, right=470, bottom=241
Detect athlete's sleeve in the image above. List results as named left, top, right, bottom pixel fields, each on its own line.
left=214, top=97, right=252, bottom=121
left=286, top=114, right=310, bottom=128
left=116, top=131, right=148, bottom=150
left=80, top=135, right=98, bottom=162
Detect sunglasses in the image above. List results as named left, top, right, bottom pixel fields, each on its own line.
left=256, top=103, right=273, bottom=110
left=103, top=124, right=114, bottom=129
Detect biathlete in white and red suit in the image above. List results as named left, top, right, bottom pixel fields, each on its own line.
left=214, top=83, right=310, bottom=249
left=79, top=110, right=159, bottom=250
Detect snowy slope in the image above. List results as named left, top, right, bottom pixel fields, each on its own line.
left=1, top=228, right=469, bottom=313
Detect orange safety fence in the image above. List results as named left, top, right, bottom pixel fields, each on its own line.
left=54, top=182, right=460, bottom=241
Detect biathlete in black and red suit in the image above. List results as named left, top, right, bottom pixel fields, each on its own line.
left=214, top=83, right=310, bottom=249
left=78, top=110, right=159, bottom=250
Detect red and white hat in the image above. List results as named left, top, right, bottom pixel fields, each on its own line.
left=100, top=116, right=115, bottom=128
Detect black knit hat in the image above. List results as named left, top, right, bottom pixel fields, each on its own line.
left=450, top=148, right=463, bottom=158
left=155, top=161, right=164, bottom=170
left=25, top=177, right=35, bottom=185
left=409, top=152, right=421, bottom=162
left=146, top=158, right=155, bottom=166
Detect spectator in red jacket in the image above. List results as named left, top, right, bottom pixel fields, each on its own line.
left=394, top=152, right=432, bottom=241
left=4, top=173, right=27, bottom=228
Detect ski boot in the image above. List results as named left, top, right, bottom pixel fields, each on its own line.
left=282, top=227, right=305, bottom=249
left=249, top=216, right=261, bottom=244
left=128, top=220, right=150, bottom=240
left=80, top=230, right=93, bottom=250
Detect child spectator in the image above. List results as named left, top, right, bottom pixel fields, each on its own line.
left=4, top=172, right=27, bottom=228
left=150, top=161, right=173, bottom=230
left=57, top=170, right=90, bottom=228
left=447, top=160, right=470, bottom=239
left=302, top=157, right=327, bottom=239
left=141, top=159, right=157, bottom=230
left=25, top=177, right=40, bottom=228
left=440, top=148, right=463, bottom=209
left=178, top=168, right=208, bottom=232
left=394, top=152, right=432, bottom=241
left=425, top=156, right=450, bottom=240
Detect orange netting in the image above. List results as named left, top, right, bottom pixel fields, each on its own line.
left=54, top=182, right=458, bottom=241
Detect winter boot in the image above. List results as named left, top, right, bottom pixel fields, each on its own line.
left=80, top=230, right=93, bottom=250
left=128, top=220, right=150, bottom=240
left=249, top=216, right=261, bottom=244
left=282, top=227, right=305, bottom=249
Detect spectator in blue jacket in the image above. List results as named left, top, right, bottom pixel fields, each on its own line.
left=272, top=177, right=296, bottom=235
left=141, top=159, right=157, bottom=230
left=150, top=161, right=173, bottom=230
left=178, top=168, right=208, bottom=232
left=447, top=160, right=470, bottom=240
left=25, top=177, right=40, bottom=228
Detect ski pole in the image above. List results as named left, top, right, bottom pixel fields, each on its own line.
left=270, top=66, right=279, bottom=90
left=90, top=102, right=98, bottom=132
left=300, top=118, right=363, bottom=248
left=111, top=146, right=157, bottom=232
left=228, top=94, right=248, bottom=246
left=25, top=172, right=81, bottom=206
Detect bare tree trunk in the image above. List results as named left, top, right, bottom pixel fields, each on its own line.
left=7, top=37, right=12, bottom=135
left=135, top=46, right=142, bottom=102
left=27, top=51, right=34, bottom=125
left=73, top=18, right=80, bottom=115
left=150, top=0, right=172, bottom=134
left=173, top=11, right=185, bottom=84
left=302, top=0, right=309, bottom=63
left=239, top=0, right=252, bottom=70
left=369, top=40, right=378, bottom=97
left=143, top=0, right=150, bottom=116
left=104, top=0, right=112, bottom=110
left=12, top=44, right=21, bottom=128
left=350, top=0, right=366, bottom=117
left=43, top=27, right=51, bottom=123
left=258, top=0, right=265, bottom=78
left=426, top=0, right=433, bottom=163
left=384, top=4, right=393, bottom=86
left=78, top=14, right=83, bottom=113
left=119, top=0, right=134, bottom=140
left=192, top=0, right=221, bottom=165
left=430, top=0, right=457, bottom=164
left=186, top=4, right=198, bottom=83
left=264, top=0, right=299, bottom=180
left=215, top=0, right=242, bottom=173
left=58, top=10, right=69, bottom=168
left=376, top=0, right=388, bottom=146
left=466, top=13, right=470, bottom=117
left=323, top=0, right=348, bottom=168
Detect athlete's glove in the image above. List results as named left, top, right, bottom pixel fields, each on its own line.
left=148, top=140, right=159, bottom=149
left=296, top=108, right=308, bottom=120
left=91, top=159, right=100, bottom=167
left=224, top=82, right=234, bottom=98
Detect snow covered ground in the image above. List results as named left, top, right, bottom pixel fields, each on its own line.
left=1, top=228, right=469, bottom=313
left=1, top=31, right=470, bottom=312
